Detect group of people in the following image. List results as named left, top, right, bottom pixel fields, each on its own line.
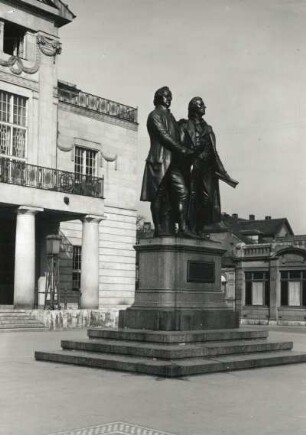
left=140, top=86, right=238, bottom=237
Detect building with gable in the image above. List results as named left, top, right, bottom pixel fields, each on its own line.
left=210, top=214, right=306, bottom=325
left=0, top=0, right=138, bottom=325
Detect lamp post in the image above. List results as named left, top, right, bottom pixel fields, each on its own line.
left=44, top=235, right=61, bottom=310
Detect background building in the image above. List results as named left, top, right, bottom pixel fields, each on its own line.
left=0, top=0, right=138, bottom=326
left=211, top=214, right=306, bottom=325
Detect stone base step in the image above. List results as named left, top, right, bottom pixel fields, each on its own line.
left=34, top=349, right=306, bottom=377
left=0, top=318, right=43, bottom=324
left=0, top=310, right=46, bottom=331
left=61, top=338, right=293, bottom=359
left=87, top=327, right=269, bottom=343
left=0, top=323, right=46, bottom=329
left=0, top=310, right=27, bottom=315
left=1, top=327, right=47, bottom=333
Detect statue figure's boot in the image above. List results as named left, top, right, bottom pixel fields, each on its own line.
left=177, top=202, right=195, bottom=238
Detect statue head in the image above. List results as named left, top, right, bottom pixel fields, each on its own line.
left=188, top=97, right=206, bottom=119
left=153, top=86, right=172, bottom=108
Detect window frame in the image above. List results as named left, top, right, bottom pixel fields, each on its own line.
left=0, top=90, right=27, bottom=161
left=72, top=245, right=82, bottom=291
left=245, top=271, right=270, bottom=307
left=280, top=270, right=306, bottom=307
left=74, top=145, right=98, bottom=180
left=2, top=21, right=27, bottom=59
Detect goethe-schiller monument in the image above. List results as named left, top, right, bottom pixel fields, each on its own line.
left=120, top=86, right=239, bottom=331
left=36, top=88, right=306, bottom=377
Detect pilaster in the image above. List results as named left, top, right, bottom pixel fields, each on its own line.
left=269, top=257, right=280, bottom=322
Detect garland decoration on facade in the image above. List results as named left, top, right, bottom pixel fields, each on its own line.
left=0, top=33, right=61, bottom=75
left=0, top=47, right=40, bottom=75
left=37, top=34, right=62, bottom=57
left=101, top=151, right=118, bottom=170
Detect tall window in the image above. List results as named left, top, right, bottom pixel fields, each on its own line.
left=0, top=91, right=27, bottom=159
left=281, top=271, right=306, bottom=307
left=72, top=246, right=81, bottom=291
left=3, top=22, right=26, bottom=58
left=245, top=271, right=270, bottom=306
left=74, top=146, right=97, bottom=181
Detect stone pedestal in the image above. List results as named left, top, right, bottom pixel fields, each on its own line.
left=119, top=237, right=239, bottom=331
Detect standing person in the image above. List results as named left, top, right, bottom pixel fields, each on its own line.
left=140, top=87, right=195, bottom=236
left=179, top=97, right=238, bottom=235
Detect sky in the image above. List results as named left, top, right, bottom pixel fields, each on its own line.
left=59, top=0, right=306, bottom=233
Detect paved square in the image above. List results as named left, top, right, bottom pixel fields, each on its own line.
left=48, top=421, right=175, bottom=435
left=1, top=327, right=306, bottom=435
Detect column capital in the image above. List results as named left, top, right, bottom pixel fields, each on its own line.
left=82, top=214, right=105, bottom=224
left=16, top=206, right=44, bottom=216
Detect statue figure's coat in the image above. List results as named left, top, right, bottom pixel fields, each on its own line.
left=140, top=106, right=185, bottom=202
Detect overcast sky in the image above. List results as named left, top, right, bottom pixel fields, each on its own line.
left=59, top=0, right=306, bottom=233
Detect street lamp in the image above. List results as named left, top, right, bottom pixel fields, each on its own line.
left=45, top=235, right=61, bottom=310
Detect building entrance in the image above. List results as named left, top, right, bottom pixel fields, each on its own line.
left=0, top=217, right=15, bottom=305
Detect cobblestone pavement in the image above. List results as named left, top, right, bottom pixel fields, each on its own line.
left=0, top=327, right=306, bottom=435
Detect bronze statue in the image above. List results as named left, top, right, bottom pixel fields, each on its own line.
left=179, top=97, right=238, bottom=235
left=140, top=87, right=196, bottom=236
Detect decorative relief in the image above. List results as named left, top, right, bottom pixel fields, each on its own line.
left=0, top=33, right=61, bottom=76
left=0, top=49, right=40, bottom=75
left=37, top=34, right=62, bottom=57
left=101, top=150, right=118, bottom=170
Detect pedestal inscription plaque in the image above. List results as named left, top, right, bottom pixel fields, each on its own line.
left=187, top=261, right=215, bottom=283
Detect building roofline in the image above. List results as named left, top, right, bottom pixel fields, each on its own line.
left=10, top=0, right=75, bottom=27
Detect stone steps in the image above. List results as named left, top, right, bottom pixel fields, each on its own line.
left=34, top=326, right=306, bottom=377
left=0, top=310, right=46, bottom=332
left=87, top=327, right=269, bottom=343
left=34, top=349, right=306, bottom=378
left=0, top=326, right=47, bottom=332
left=61, top=338, right=293, bottom=359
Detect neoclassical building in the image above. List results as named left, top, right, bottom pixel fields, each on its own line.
left=0, top=0, right=138, bottom=320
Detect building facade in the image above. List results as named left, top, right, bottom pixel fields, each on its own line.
left=0, top=0, right=138, bottom=315
left=211, top=214, right=306, bottom=325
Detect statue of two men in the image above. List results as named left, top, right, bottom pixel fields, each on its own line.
left=140, top=86, right=238, bottom=237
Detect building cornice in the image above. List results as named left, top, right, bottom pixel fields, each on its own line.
left=5, top=0, right=75, bottom=27
left=58, top=102, right=138, bottom=132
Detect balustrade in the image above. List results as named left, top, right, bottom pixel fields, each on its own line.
left=58, top=87, right=138, bottom=124
left=0, top=156, right=104, bottom=198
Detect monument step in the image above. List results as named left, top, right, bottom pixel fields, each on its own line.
left=34, top=349, right=306, bottom=378
left=61, top=338, right=293, bottom=359
left=87, top=327, right=269, bottom=343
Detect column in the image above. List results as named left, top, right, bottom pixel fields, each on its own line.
left=235, top=261, right=244, bottom=320
left=0, top=21, right=4, bottom=53
left=80, top=215, right=104, bottom=309
left=14, top=206, right=43, bottom=308
left=269, top=258, right=279, bottom=323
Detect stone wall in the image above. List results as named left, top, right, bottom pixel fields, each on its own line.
left=30, top=307, right=122, bottom=330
